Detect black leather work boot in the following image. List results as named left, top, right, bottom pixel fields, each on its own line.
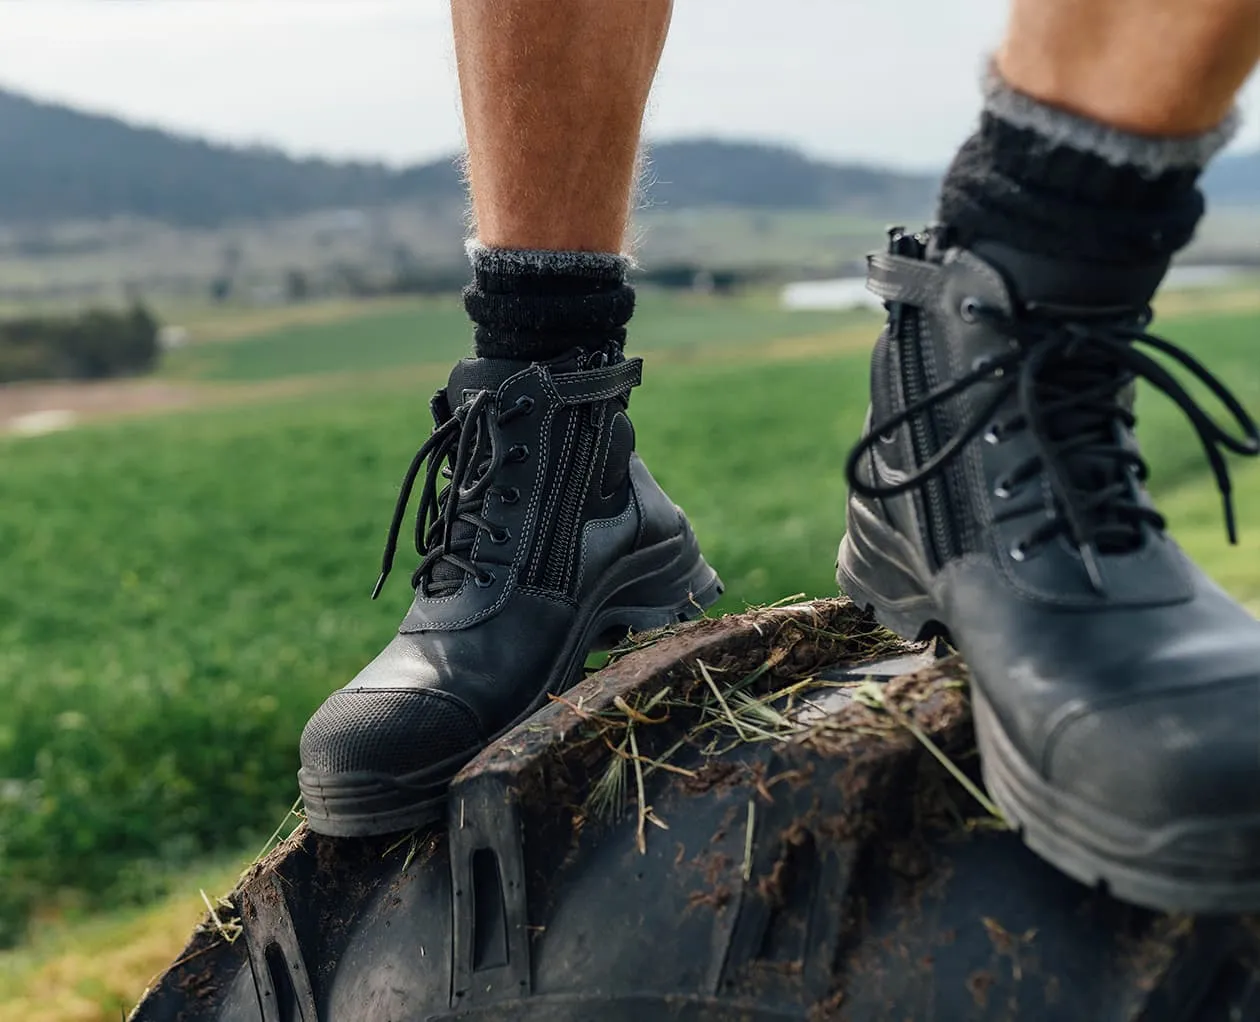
left=301, top=345, right=722, bottom=836
left=838, top=226, right=1260, bottom=912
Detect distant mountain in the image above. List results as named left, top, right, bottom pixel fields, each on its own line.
left=0, top=87, right=1251, bottom=228
left=0, top=88, right=436, bottom=226
left=641, top=139, right=936, bottom=214
left=0, top=88, right=936, bottom=227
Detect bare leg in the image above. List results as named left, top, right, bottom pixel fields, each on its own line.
left=451, top=0, right=673, bottom=252
left=998, top=0, right=1260, bottom=135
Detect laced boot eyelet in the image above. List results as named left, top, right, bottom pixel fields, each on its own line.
left=490, top=526, right=511, bottom=545
left=475, top=570, right=497, bottom=588
left=982, top=420, right=1013, bottom=443
left=514, top=395, right=536, bottom=415
left=1009, top=542, right=1032, bottom=563
left=993, top=479, right=1014, bottom=499
left=971, top=354, right=1005, bottom=379
left=500, top=486, right=521, bottom=504
left=971, top=355, right=991, bottom=373
left=959, top=296, right=983, bottom=323
left=508, top=444, right=530, bottom=463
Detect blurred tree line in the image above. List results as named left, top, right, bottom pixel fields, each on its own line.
left=0, top=305, right=160, bottom=384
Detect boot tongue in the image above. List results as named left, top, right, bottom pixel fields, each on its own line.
left=444, top=356, right=529, bottom=405
left=969, top=240, right=1167, bottom=312
left=444, top=347, right=594, bottom=402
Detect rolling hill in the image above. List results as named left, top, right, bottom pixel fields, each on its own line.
left=3, top=86, right=1256, bottom=232
left=0, top=87, right=940, bottom=226
left=0, top=84, right=1255, bottom=300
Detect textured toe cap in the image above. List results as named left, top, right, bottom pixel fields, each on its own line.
left=300, top=687, right=485, bottom=778
left=1046, top=676, right=1260, bottom=828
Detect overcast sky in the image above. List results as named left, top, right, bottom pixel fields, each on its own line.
left=2, top=0, right=1258, bottom=170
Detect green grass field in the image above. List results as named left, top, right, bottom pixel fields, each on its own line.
left=2, top=291, right=1260, bottom=1018
left=160, top=290, right=855, bottom=381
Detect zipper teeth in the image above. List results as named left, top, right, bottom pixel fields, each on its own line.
left=942, top=428, right=972, bottom=555
left=901, top=311, right=954, bottom=567
left=890, top=231, right=947, bottom=567
left=912, top=288, right=970, bottom=557
left=543, top=407, right=597, bottom=592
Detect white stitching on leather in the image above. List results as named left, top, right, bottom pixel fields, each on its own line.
left=573, top=491, right=636, bottom=594
left=555, top=382, right=635, bottom=404
left=559, top=407, right=606, bottom=593
left=515, top=583, right=578, bottom=608
left=403, top=370, right=549, bottom=629
left=593, top=413, right=617, bottom=502
left=529, top=411, right=573, bottom=582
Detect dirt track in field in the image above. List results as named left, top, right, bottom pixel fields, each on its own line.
left=0, top=377, right=326, bottom=437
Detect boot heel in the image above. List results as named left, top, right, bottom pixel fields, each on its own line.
left=836, top=495, right=940, bottom=642
left=595, top=552, right=723, bottom=645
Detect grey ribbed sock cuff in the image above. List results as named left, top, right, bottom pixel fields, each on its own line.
left=982, top=62, right=1239, bottom=178
left=465, top=240, right=633, bottom=278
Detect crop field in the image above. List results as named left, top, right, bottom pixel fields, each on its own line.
left=2, top=288, right=1260, bottom=1020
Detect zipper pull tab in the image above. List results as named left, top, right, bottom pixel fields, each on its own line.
left=886, top=226, right=917, bottom=338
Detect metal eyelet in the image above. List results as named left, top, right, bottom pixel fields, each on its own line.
left=490, top=527, right=511, bottom=545
left=983, top=426, right=1002, bottom=445
left=514, top=395, right=536, bottom=414
left=959, top=296, right=983, bottom=323
left=1009, top=542, right=1029, bottom=563
left=993, top=481, right=1013, bottom=499
left=508, top=444, right=530, bottom=463
left=970, top=356, right=1006, bottom=379
left=475, top=571, right=497, bottom=588
left=500, top=486, right=520, bottom=504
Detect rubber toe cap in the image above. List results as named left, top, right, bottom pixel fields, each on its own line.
left=300, top=687, right=485, bottom=778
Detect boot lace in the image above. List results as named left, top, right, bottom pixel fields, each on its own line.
left=372, top=390, right=535, bottom=599
left=846, top=304, right=1260, bottom=593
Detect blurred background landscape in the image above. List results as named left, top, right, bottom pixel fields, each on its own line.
left=0, top=3, right=1258, bottom=1019
left=0, top=82, right=1257, bottom=317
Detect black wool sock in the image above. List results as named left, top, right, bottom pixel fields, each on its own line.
left=463, top=243, right=636, bottom=361
left=938, top=66, right=1239, bottom=266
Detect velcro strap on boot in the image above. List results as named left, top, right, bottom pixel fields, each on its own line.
left=550, top=358, right=643, bottom=405
left=866, top=252, right=943, bottom=307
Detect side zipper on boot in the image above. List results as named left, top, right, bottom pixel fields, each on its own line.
left=542, top=353, right=609, bottom=594
left=889, top=229, right=959, bottom=568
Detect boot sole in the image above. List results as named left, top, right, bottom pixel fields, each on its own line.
left=300, top=529, right=723, bottom=838
left=837, top=495, right=1260, bottom=914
